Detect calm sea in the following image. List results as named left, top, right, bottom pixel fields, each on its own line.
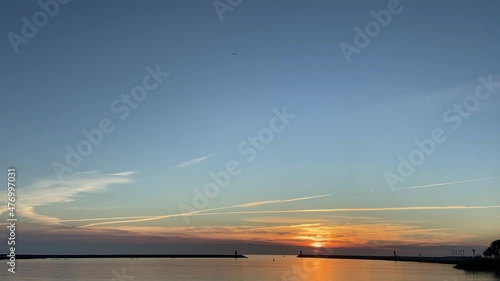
left=3, top=255, right=500, bottom=280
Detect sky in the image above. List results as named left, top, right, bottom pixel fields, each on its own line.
left=0, top=0, right=499, bottom=256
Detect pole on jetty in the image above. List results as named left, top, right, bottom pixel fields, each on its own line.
left=299, top=250, right=302, bottom=258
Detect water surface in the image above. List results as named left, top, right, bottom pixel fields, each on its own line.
left=4, top=255, right=500, bottom=280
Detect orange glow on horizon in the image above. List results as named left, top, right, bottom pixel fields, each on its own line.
left=77, top=222, right=474, bottom=250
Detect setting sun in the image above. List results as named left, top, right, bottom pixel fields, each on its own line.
left=311, top=242, right=324, bottom=248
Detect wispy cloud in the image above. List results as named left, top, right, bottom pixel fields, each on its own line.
left=0, top=171, right=135, bottom=225
left=174, top=154, right=216, bottom=168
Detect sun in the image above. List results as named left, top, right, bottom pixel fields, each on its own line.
left=311, top=242, right=324, bottom=248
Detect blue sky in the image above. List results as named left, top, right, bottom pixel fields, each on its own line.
left=0, top=0, right=499, bottom=255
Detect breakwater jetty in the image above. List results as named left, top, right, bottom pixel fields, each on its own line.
left=297, top=254, right=499, bottom=272
left=0, top=253, right=248, bottom=260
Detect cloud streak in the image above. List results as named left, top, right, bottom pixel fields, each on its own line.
left=76, top=195, right=330, bottom=227
left=78, top=202, right=499, bottom=228
left=174, top=154, right=217, bottom=168
left=237, top=194, right=330, bottom=207
left=187, top=205, right=500, bottom=217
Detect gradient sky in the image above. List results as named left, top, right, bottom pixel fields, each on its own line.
left=1, top=0, right=499, bottom=256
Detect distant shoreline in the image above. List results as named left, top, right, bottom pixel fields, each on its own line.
left=0, top=254, right=248, bottom=260
left=297, top=254, right=500, bottom=272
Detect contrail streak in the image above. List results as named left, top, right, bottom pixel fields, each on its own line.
left=61, top=216, right=149, bottom=222
left=81, top=204, right=500, bottom=228
left=187, top=205, right=500, bottom=217
left=393, top=176, right=500, bottom=191
left=78, top=194, right=330, bottom=227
